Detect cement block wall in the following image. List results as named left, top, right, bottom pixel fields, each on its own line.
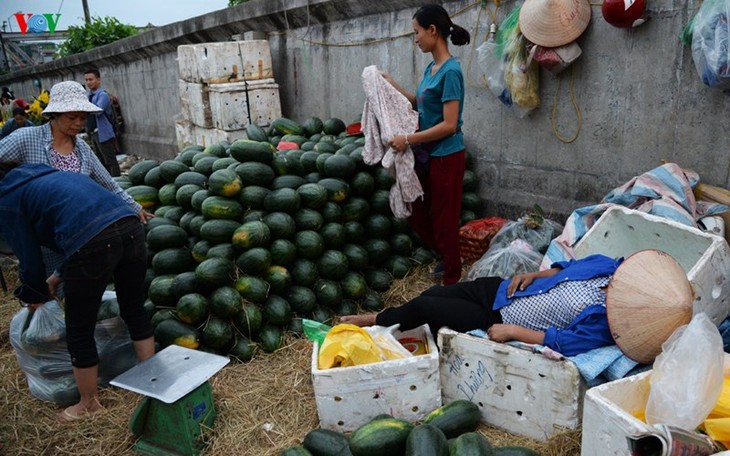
left=2, top=0, right=728, bottom=218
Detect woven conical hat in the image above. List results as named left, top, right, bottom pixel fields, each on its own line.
left=606, top=250, right=693, bottom=364
left=519, top=0, right=592, bottom=48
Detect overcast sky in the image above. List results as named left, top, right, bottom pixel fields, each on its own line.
left=1, top=0, right=230, bottom=32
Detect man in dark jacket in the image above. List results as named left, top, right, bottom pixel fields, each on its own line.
left=0, top=162, right=154, bottom=421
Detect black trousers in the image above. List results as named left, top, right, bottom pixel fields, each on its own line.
left=63, top=217, right=153, bottom=368
left=376, top=277, right=504, bottom=340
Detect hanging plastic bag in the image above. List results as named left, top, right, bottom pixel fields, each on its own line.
left=477, top=24, right=511, bottom=106
left=690, top=0, right=730, bottom=90
left=20, top=300, right=66, bottom=355
left=645, top=313, right=724, bottom=430
left=504, top=34, right=540, bottom=117
left=466, top=239, right=543, bottom=280
left=495, top=5, right=539, bottom=117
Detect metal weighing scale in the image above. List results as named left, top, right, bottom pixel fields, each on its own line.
left=110, top=345, right=230, bottom=456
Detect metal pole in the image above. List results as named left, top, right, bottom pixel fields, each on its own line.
left=0, top=32, right=10, bottom=72
left=82, top=0, right=91, bottom=25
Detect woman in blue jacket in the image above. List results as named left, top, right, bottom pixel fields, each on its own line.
left=0, top=162, right=154, bottom=421
left=384, top=4, right=470, bottom=285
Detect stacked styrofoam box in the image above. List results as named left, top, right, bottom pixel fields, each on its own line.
left=437, top=328, right=585, bottom=441
left=573, top=206, right=730, bottom=325
left=311, top=324, right=441, bottom=433
left=581, top=355, right=730, bottom=455
left=176, top=40, right=281, bottom=148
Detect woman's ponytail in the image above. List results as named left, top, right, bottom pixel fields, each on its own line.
left=449, top=24, right=471, bottom=46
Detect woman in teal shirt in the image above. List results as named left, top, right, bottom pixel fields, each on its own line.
left=385, top=4, right=470, bottom=285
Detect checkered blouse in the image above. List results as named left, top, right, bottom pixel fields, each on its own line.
left=500, top=276, right=611, bottom=332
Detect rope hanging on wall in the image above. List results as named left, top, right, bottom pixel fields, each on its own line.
left=551, top=64, right=582, bottom=143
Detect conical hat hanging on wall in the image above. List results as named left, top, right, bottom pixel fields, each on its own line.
left=519, top=0, right=592, bottom=48
left=606, top=249, right=693, bottom=365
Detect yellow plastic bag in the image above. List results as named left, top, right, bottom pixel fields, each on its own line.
left=318, top=324, right=386, bottom=369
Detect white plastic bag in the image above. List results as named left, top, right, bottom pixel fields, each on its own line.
left=645, top=313, right=724, bottom=429
left=20, top=300, right=66, bottom=355
left=364, top=324, right=413, bottom=360
left=466, top=239, right=543, bottom=280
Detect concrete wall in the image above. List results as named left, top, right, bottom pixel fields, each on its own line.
left=2, top=0, right=729, bottom=218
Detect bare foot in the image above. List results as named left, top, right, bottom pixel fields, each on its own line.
left=340, top=314, right=378, bottom=327
left=57, top=400, right=103, bottom=422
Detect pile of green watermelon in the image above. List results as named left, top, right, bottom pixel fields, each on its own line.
left=115, top=116, right=481, bottom=361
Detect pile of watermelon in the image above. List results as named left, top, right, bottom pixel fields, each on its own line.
left=115, top=116, right=481, bottom=361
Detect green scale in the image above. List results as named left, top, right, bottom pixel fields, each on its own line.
left=111, top=345, right=229, bottom=456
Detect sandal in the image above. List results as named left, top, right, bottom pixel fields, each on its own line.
left=57, top=403, right=103, bottom=422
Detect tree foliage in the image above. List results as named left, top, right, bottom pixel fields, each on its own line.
left=228, top=0, right=250, bottom=6
left=56, top=17, right=138, bottom=57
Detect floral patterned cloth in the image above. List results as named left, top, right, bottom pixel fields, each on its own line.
left=361, top=65, right=422, bottom=218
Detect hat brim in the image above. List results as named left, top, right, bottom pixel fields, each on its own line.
left=42, top=99, right=102, bottom=115
left=519, top=0, right=592, bottom=47
left=606, top=249, right=693, bottom=364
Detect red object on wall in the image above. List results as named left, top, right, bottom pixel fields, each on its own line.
left=602, top=0, right=648, bottom=28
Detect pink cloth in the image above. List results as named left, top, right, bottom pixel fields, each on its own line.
left=360, top=65, right=422, bottom=218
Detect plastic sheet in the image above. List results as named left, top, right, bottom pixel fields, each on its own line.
left=645, top=313, right=724, bottom=429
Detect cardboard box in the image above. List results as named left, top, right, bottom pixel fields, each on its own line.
left=311, top=324, right=441, bottom=433
left=581, top=355, right=730, bottom=455
left=208, top=79, right=281, bottom=131
left=438, top=328, right=585, bottom=441
left=177, top=40, right=274, bottom=84
left=574, top=206, right=730, bottom=325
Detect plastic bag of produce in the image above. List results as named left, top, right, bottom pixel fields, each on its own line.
left=10, top=305, right=138, bottom=404
left=489, top=210, right=563, bottom=255
left=497, top=4, right=540, bottom=117
left=20, top=300, right=66, bottom=355
left=645, top=313, right=724, bottom=430
left=317, top=323, right=412, bottom=369
left=691, top=0, right=730, bottom=90
left=466, top=239, right=543, bottom=280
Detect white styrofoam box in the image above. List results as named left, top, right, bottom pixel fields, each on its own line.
left=190, top=125, right=248, bottom=148
left=174, top=118, right=193, bottom=151
left=581, top=354, right=730, bottom=455
left=438, top=328, right=585, bottom=441
left=574, top=206, right=730, bottom=325
left=177, top=40, right=274, bottom=83
left=208, top=79, right=281, bottom=131
left=311, top=324, right=441, bottom=433
left=178, top=79, right=212, bottom=128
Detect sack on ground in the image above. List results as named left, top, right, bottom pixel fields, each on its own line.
left=489, top=214, right=563, bottom=254
left=466, top=238, right=543, bottom=280
left=459, top=216, right=509, bottom=264
left=9, top=294, right=138, bottom=405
